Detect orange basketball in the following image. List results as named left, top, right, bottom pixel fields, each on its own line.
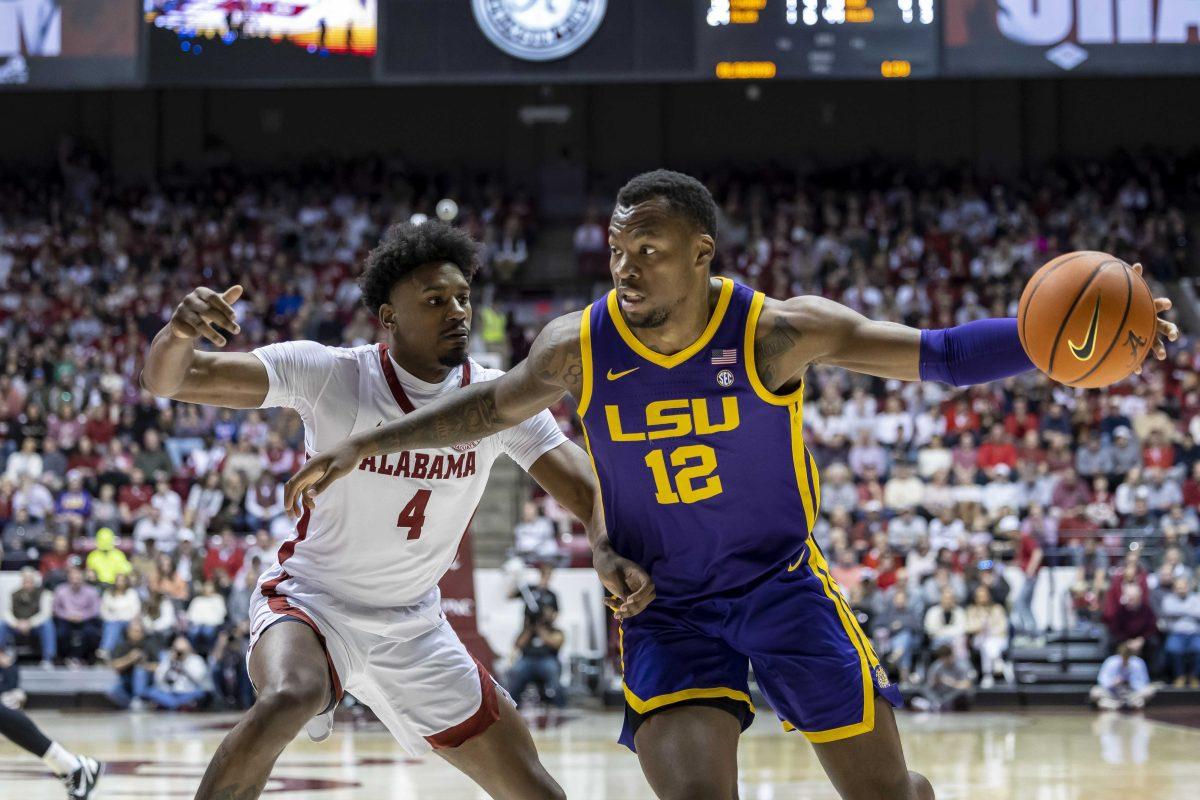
left=1017, top=251, right=1157, bottom=389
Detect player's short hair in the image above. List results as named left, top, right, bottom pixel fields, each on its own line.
left=359, top=220, right=478, bottom=315
left=616, top=169, right=717, bottom=237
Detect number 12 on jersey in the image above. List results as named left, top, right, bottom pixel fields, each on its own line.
left=644, top=444, right=723, bottom=505
left=396, top=489, right=432, bottom=540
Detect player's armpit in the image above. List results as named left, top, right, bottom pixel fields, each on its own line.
left=755, top=296, right=921, bottom=385
left=525, top=442, right=597, bottom=526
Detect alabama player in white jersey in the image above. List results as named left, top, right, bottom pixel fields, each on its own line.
left=140, top=220, right=655, bottom=800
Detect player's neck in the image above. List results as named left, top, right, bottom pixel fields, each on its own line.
left=632, top=277, right=722, bottom=356
left=387, top=342, right=453, bottom=384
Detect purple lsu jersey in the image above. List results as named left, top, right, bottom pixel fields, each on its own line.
left=577, top=278, right=902, bottom=748
left=577, top=278, right=818, bottom=601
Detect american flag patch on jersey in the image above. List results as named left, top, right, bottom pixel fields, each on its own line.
left=710, top=348, right=738, bottom=365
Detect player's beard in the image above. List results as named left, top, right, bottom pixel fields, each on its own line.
left=438, top=346, right=469, bottom=368
left=624, top=305, right=670, bottom=329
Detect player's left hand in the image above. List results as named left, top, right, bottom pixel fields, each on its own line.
left=594, top=546, right=656, bottom=620
left=1132, top=263, right=1179, bottom=374
left=284, top=442, right=363, bottom=519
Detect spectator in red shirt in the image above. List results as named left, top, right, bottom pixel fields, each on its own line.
left=65, top=436, right=102, bottom=476
left=874, top=552, right=900, bottom=591
left=118, top=468, right=154, bottom=527
left=943, top=398, right=981, bottom=438
left=1009, top=525, right=1044, bottom=634
left=38, top=534, right=75, bottom=588
left=977, top=424, right=1018, bottom=470
left=1142, top=429, right=1175, bottom=470
left=1182, top=461, right=1200, bottom=508
left=1102, top=581, right=1159, bottom=665
left=1003, top=398, right=1040, bottom=440
left=1014, top=429, right=1046, bottom=468
left=1051, top=467, right=1092, bottom=515
left=950, top=432, right=978, bottom=473
left=203, top=528, right=246, bottom=582
left=83, top=404, right=116, bottom=446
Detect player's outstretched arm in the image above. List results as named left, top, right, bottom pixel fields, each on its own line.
left=140, top=285, right=269, bottom=408
left=756, top=262, right=1177, bottom=389
left=284, top=311, right=586, bottom=516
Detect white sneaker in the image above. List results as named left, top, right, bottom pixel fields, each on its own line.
left=304, top=711, right=334, bottom=743
left=980, top=675, right=995, bottom=689
left=62, top=755, right=101, bottom=799
left=910, top=696, right=933, bottom=712
left=1097, top=696, right=1121, bottom=711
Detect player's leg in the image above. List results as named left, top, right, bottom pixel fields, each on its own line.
left=633, top=704, right=741, bottom=800
left=614, top=600, right=753, bottom=800
left=435, top=693, right=565, bottom=800
left=194, top=619, right=332, bottom=800
left=360, top=614, right=564, bottom=800
left=735, top=549, right=934, bottom=800
left=0, top=704, right=102, bottom=797
left=810, top=697, right=934, bottom=800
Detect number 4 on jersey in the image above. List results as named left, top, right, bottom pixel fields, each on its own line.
left=397, top=489, right=432, bottom=540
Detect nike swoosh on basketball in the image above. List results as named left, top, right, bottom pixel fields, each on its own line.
left=607, top=367, right=639, bottom=381
left=1068, top=297, right=1102, bottom=361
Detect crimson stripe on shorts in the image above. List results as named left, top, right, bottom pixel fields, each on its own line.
left=260, top=569, right=344, bottom=703
left=424, top=659, right=501, bottom=750
left=275, top=502, right=311, bottom=567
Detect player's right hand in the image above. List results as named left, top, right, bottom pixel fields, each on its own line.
left=170, top=285, right=243, bottom=346
left=284, top=441, right=363, bottom=519
left=594, top=546, right=656, bottom=620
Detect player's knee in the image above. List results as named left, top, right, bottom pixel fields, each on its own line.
left=656, top=777, right=732, bottom=800
left=908, top=770, right=935, bottom=800
left=254, top=676, right=328, bottom=724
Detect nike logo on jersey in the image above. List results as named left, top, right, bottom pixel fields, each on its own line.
left=787, top=546, right=808, bottom=572
left=607, top=367, right=640, bottom=381
left=1069, top=297, right=1101, bottom=361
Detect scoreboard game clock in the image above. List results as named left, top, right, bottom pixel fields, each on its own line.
left=699, top=0, right=938, bottom=79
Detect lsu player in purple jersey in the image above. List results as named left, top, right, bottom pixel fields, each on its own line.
left=284, top=171, right=1177, bottom=799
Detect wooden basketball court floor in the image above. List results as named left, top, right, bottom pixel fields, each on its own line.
left=2, top=707, right=1198, bottom=799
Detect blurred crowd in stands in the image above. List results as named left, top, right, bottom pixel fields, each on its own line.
left=0, top=148, right=1199, bottom=716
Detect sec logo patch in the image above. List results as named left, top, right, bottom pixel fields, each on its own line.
left=716, top=369, right=735, bottom=388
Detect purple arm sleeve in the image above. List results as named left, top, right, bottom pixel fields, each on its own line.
left=919, top=318, right=1035, bottom=387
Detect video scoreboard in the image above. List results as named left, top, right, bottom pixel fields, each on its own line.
left=4, top=1, right=1199, bottom=88
left=699, top=0, right=938, bottom=79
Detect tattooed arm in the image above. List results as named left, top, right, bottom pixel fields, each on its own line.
left=282, top=312, right=585, bottom=514
left=753, top=296, right=921, bottom=393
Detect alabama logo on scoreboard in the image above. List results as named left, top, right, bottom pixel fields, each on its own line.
left=471, top=0, right=607, bottom=62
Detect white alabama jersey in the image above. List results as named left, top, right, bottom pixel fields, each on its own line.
left=250, top=340, right=566, bottom=616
